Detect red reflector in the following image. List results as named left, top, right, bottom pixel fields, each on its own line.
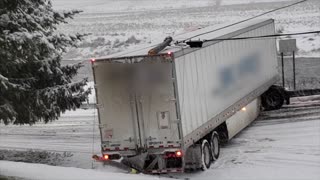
left=124, top=147, right=129, bottom=150
left=115, top=147, right=120, bottom=150
left=159, top=145, right=164, bottom=148
left=175, top=150, right=182, bottom=157
left=168, top=145, right=174, bottom=148
left=103, top=154, right=109, bottom=160
left=149, top=146, right=154, bottom=148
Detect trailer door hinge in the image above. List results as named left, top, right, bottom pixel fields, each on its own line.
left=99, top=124, right=107, bottom=128
left=171, top=119, right=181, bottom=124
left=167, top=98, right=176, bottom=102
left=147, top=136, right=157, bottom=141
left=124, top=137, right=134, bottom=142
left=96, top=103, right=103, bottom=109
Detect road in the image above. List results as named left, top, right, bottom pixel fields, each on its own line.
left=176, top=95, right=320, bottom=179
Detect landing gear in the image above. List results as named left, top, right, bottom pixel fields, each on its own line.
left=200, top=139, right=211, bottom=171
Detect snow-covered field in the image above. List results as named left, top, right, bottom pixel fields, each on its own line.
left=51, top=0, right=320, bottom=59
left=52, top=0, right=289, bottom=13
left=1, top=96, right=320, bottom=179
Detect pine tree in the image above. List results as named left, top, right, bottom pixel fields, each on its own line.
left=0, top=0, right=90, bottom=125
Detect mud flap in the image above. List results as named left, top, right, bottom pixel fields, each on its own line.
left=121, top=152, right=148, bottom=172
left=92, top=155, right=138, bottom=173
left=184, top=145, right=202, bottom=170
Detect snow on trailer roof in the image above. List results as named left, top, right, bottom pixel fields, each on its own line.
left=95, top=18, right=273, bottom=61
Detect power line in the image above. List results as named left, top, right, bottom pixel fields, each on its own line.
left=83, top=0, right=308, bottom=59
left=203, top=30, right=320, bottom=42
left=179, top=0, right=308, bottom=43
left=90, top=0, right=308, bottom=59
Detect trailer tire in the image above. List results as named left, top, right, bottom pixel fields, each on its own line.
left=201, top=139, right=211, bottom=171
left=261, top=88, right=284, bottom=110
left=210, top=131, right=220, bottom=161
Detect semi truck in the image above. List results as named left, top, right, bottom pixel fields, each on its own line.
left=91, top=18, right=288, bottom=173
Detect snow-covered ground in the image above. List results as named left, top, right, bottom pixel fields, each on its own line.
left=0, top=161, right=164, bottom=180
left=1, top=96, right=320, bottom=179
left=0, top=109, right=101, bottom=169
left=51, top=0, right=320, bottom=59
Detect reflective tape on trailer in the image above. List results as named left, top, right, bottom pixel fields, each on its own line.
left=147, top=145, right=181, bottom=149
left=103, top=147, right=132, bottom=151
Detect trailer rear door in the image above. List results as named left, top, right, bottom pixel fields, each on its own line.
left=93, top=57, right=181, bottom=154
left=94, top=63, right=139, bottom=152
left=135, top=62, right=181, bottom=149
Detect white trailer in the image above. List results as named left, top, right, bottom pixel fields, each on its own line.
left=91, top=19, right=288, bottom=173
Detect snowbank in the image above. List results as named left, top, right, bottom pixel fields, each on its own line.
left=0, top=161, right=166, bottom=180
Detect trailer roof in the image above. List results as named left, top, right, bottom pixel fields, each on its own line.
left=95, top=18, right=273, bottom=61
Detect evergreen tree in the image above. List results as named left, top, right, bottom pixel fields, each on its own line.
left=0, top=0, right=90, bottom=125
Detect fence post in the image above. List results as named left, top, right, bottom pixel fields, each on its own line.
left=293, top=51, right=296, bottom=90
left=281, top=52, right=285, bottom=88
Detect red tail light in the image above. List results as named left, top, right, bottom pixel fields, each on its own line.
left=90, top=58, right=96, bottom=63
left=175, top=150, right=183, bottom=157
left=103, top=154, right=109, bottom=160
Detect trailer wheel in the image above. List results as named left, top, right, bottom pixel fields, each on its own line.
left=201, top=139, right=211, bottom=171
left=262, top=88, right=284, bottom=110
left=210, top=131, right=220, bottom=161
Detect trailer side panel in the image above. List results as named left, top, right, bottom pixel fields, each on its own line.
left=174, top=21, right=278, bottom=145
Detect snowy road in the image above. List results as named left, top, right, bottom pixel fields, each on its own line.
left=1, top=96, right=320, bottom=179
left=0, top=109, right=100, bottom=154
left=0, top=109, right=101, bottom=169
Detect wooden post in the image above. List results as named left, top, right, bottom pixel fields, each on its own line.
left=281, top=52, right=285, bottom=88
left=293, top=51, right=296, bottom=90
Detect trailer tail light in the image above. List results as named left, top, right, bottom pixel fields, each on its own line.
left=103, top=154, right=109, bottom=160
left=175, top=150, right=183, bottom=157
left=165, top=150, right=183, bottom=158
